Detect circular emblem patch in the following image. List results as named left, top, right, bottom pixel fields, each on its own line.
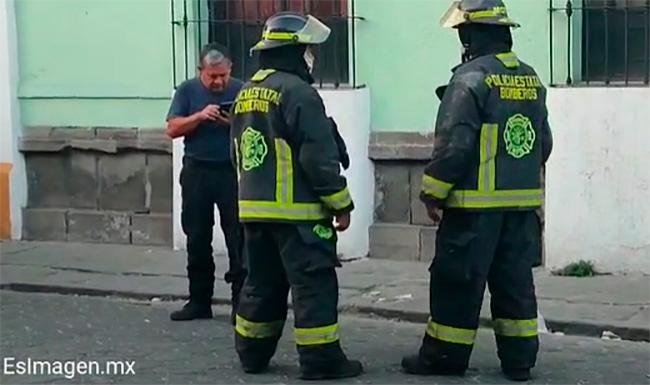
left=504, top=114, right=536, bottom=159
left=240, top=127, right=268, bottom=171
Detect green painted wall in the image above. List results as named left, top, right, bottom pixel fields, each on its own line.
left=15, top=0, right=565, bottom=132
left=15, top=0, right=180, bottom=129
left=354, top=0, right=551, bottom=132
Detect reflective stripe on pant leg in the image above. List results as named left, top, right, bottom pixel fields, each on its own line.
left=493, top=318, right=538, bottom=338
left=235, top=315, right=285, bottom=339
left=426, top=318, right=477, bottom=345
left=294, top=323, right=340, bottom=346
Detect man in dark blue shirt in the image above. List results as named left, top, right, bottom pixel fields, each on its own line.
left=166, top=43, right=245, bottom=323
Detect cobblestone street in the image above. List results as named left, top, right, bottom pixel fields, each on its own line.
left=1, top=291, right=648, bottom=384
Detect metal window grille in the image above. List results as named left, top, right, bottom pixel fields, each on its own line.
left=171, top=0, right=361, bottom=89
left=550, top=0, right=650, bottom=86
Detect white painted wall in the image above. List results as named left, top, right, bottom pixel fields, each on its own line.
left=545, top=87, right=650, bottom=274
left=0, top=0, right=25, bottom=240
left=173, top=87, right=374, bottom=259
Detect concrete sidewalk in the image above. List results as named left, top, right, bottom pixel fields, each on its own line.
left=1, top=241, right=648, bottom=342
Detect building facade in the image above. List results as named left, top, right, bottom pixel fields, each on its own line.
left=2, top=0, right=649, bottom=273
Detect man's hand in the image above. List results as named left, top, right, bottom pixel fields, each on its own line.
left=425, top=203, right=442, bottom=223
left=213, top=108, right=231, bottom=126
left=197, top=104, right=220, bottom=121
left=334, top=212, right=351, bottom=232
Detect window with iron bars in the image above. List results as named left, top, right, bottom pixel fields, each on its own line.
left=550, top=0, right=650, bottom=86
left=171, top=0, right=359, bottom=89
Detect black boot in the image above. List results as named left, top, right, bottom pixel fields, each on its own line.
left=502, top=367, right=531, bottom=382
left=241, top=360, right=269, bottom=374
left=170, top=301, right=212, bottom=321
left=401, top=354, right=466, bottom=376
left=299, top=359, right=363, bottom=380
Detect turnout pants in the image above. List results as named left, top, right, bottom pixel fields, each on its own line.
left=180, top=158, right=245, bottom=305
left=419, top=210, right=540, bottom=370
left=235, top=222, right=347, bottom=369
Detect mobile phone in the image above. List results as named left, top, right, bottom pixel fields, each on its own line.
left=219, top=101, right=234, bottom=115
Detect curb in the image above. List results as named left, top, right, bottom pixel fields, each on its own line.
left=1, top=283, right=648, bottom=343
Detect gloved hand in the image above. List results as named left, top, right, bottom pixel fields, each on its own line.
left=425, top=202, right=442, bottom=223
left=329, top=118, right=350, bottom=170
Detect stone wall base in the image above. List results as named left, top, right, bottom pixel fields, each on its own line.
left=20, top=127, right=172, bottom=246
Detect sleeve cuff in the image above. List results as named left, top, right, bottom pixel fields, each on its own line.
left=320, top=187, right=353, bottom=211
left=421, top=174, right=454, bottom=200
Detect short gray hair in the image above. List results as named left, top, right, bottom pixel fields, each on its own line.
left=199, top=43, right=232, bottom=67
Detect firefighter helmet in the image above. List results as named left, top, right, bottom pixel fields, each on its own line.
left=250, top=12, right=331, bottom=54
left=441, top=0, right=520, bottom=28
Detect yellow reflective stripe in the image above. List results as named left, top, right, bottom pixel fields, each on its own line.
left=275, top=139, right=294, bottom=204
left=467, top=6, right=507, bottom=20
left=239, top=201, right=327, bottom=221
left=294, top=323, right=339, bottom=346
left=320, top=187, right=352, bottom=210
left=262, top=31, right=312, bottom=42
left=478, top=124, right=498, bottom=192
left=447, top=189, right=543, bottom=209
left=421, top=174, right=454, bottom=200
left=426, top=319, right=476, bottom=345
left=496, top=52, right=520, bottom=69
left=493, top=318, right=538, bottom=337
left=251, top=69, right=276, bottom=82
left=235, top=315, right=284, bottom=339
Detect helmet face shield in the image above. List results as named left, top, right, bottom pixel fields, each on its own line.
left=296, top=15, right=332, bottom=44
left=440, top=1, right=466, bottom=28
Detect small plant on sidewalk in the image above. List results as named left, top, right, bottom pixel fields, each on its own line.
left=553, top=260, right=599, bottom=277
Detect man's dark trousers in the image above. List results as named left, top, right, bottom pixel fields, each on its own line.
left=180, top=157, right=245, bottom=307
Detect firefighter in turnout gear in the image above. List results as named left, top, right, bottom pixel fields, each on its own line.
left=401, top=0, right=553, bottom=382
left=229, top=12, right=363, bottom=380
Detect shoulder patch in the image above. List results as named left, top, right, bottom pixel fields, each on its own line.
left=251, top=69, right=277, bottom=82
left=495, top=52, right=520, bottom=69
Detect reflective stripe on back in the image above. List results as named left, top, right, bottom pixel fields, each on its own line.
left=275, top=139, right=294, bottom=204
left=447, top=189, right=543, bottom=209
left=478, top=123, right=499, bottom=192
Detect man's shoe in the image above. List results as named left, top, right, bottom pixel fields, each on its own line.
left=502, top=367, right=531, bottom=382
left=401, top=354, right=466, bottom=376
left=169, top=302, right=212, bottom=321
left=299, top=359, right=363, bottom=380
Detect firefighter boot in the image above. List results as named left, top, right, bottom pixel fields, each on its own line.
left=502, top=367, right=531, bottom=382
left=299, top=359, right=363, bottom=380
left=401, top=355, right=466, bottom=376
left=170, top=301, right=213, bottom=321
